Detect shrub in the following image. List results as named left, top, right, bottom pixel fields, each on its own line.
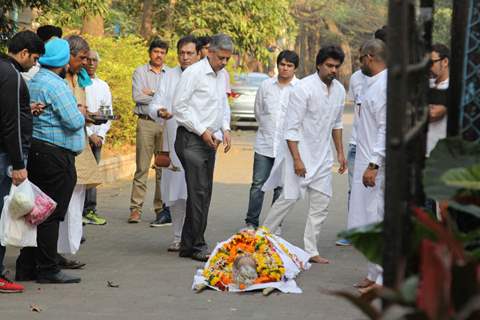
left=84, top=35, right=177, bottom=146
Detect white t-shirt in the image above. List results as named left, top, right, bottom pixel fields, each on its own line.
left=426, top=78, right=449, bottom=156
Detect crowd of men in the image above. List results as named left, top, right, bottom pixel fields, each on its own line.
left=0, top=25, right=450, bottom=295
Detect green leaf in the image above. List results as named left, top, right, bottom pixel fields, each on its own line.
left=400, top=276, right=419, bottom=304
left=338, top=222, right=383, bottom=265
left=441, top=164, right=480, bottom=190
left=424, top=137, right=480, bottom=201
left=448, top=201, right=480, bottom=219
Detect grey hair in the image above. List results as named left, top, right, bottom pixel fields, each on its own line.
left=90, top=50, right=101, bottom=62
left=65, top=35, right=90, bottom=56
left=360, top=39, right=387, bottom=62
left=209, top=33, right=234, bottom=52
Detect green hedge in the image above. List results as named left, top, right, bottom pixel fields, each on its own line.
left=85, top=35, right=178, bottom=146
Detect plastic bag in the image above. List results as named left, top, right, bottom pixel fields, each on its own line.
left=9, top=179, right=35, bottom=219
left=24, top=182, right=57, bottom=226
left=57, top=185, right=85, bottom=254
left=0, top=189, right=37, bottom=247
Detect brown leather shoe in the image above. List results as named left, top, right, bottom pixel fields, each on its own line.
left=128, top=210, right=141, bottom=223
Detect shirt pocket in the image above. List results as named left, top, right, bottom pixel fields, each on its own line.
left=262, top=93, right=278, bottom=114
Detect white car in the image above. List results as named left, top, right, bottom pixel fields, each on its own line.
left=230, top=72, right=269, bottom=128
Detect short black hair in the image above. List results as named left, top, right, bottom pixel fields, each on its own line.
left=374, top=26, right=387, bottom=43
left=7, top=30, right=45, bottom=55
left=37, top=25, right=63, bottom=42
left=149, top=38, right=169, bottom=53
left=432, top=43, right=450, bottom=60
left=277, top=50, right=299, bottom=69
left=316, top=45, right=345, bottom=66
left=197, top=36, right=211, bottom=49
left=177, top=35, right=198, bottom=53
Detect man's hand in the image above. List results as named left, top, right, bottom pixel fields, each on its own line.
left=337, top=152, right=347, bottom=174
left=78, top=104, right=88, bottom=116
left=12, top=168, right=27, bottom=186
left=201, top=129, right=216, bottom=149
left=363, top=168, right=378, bottom=187
left=142, top=88, right=155, bottom=96
left=157, top=108, right=173, bottom=120
left=428, top=104, right=447, bottom=123
left=89, top=134, right=103, bottom=147
left=223, top=130, right=232, bottom=153
left=293, top=158, right=306, bottom=177
left=31, top=102, right=45, bottom=116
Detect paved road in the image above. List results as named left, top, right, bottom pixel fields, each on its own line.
left=1, top=111, right=368, bottom=320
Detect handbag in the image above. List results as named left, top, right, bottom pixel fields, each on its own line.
left=154, top=151, right=171, bottom=167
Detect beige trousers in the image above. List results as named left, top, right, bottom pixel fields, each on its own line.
left=130, top=118, right=163, bottom=214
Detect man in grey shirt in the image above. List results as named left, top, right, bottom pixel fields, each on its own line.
left=128, top=39, right=170, bottom=225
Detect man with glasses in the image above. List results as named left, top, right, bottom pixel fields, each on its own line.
left=427, top=43, right=450, bottom=156
left=172, top=33, right=233, bottom=262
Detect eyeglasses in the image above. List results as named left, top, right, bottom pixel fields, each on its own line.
left=359, top=54, right=372, bottom=62
left=430, top=58, right=444, bottom=64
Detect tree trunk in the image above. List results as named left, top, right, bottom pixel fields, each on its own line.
left=163, top=0, right=177, bottom=40
left=81, top=15, right=104, bottom=36
left=140, top=0, right=154, bottom=39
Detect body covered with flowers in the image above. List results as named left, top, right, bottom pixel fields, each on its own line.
left=193, top=227, right=311, bottom=293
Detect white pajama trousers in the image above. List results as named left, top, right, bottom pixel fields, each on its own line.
left=262, top=188, right=330, bottom=257
left=170, top=199, right=186, bottom=244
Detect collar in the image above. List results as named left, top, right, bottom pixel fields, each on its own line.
left=40, top=67, right=64, bottom=81
left=147, top=63, right=166, bottom=73
left=365, top=69, right=387, bottom=88
left=431, top=77, right=449, bottom=88
left=1, top=53, right=24, bottom=72
left=204, top=57, right=217, bottom=75
left=274, top=75, right=299, bottom=86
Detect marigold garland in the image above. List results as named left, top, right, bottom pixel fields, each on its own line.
left=203, top=228, right=286, bottom=291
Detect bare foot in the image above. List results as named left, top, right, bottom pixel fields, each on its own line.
left=353, top=278, right=375, bottom=288
left=309, top=255, right=330, bottom=264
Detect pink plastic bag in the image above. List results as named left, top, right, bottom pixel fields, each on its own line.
left=24, top=183, right=57, bottom=226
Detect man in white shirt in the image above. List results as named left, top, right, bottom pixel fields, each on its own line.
left=348, top=39, right=388, bottom=293
left=148, top=35, right=200, bottom=252
left=172, top=34, right=233, bottom=262
left=427, top=43, right=450, bottom=156
left=244, top=50, right=299, bottom=228
left=83, top=50, right=112, bottom=225
left=262, top=46, right=347, bottom=264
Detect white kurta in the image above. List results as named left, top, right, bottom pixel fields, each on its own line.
left=254, top=76, right=299, bottom=158
left=149, top=66, right=187, bottom=206
left=426, top=78, right=449, bottom=156
left=263, top=74, right=345, bottom=200
left=348, top=70, right=387, bottom=229
left=85, top=77, right=113, bottom=140
left=347, top=70, right=368, bottom=146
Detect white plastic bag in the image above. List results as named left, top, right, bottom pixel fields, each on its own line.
left=9, top=179, right=35, bottom=219
left=0, top=189, right=37, bottom=248
left=57, top=185, right=85, bottom=254
left=24, top=182, right=57, bottom=226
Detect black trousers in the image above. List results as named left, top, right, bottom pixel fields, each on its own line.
left=175, top=127, right=216, bottom=254
left=16, top=140, right=77, bottom=275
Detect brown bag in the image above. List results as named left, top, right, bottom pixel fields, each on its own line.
left=154, top=151, right=171, bottom=168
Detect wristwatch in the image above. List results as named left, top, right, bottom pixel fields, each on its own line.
left=368, top=162, right=379, bottom=170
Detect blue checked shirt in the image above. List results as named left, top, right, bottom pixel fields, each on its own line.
left=29, top=68, right=85, bottom=153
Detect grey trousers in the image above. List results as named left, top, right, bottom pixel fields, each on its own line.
left=174, top=127, right=216, bottom=254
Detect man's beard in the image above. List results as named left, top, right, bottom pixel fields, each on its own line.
left=59, top=68, right=67, bottom=79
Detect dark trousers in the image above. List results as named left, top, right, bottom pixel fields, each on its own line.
left=0, top=152, right=12, bottom=275
left=175, top=127, right=216, bottom=254
left=245, top=152, right=282, bottom=227
left=83, top=144, right=102, bottom=215
left=16, top=140, right=77, bottom=275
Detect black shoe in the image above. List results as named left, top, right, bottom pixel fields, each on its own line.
left=179, top=250, right=193, bottom=258
left=15, top=270, right=37, bottom=282
left=80, top=235, right=86, bottom=244
left=191, top=251, right=210, bottom=262
left=37, top=271, right=81, bottom=284
left=58, top=255, right=86, bottom=270
left=150, top=210, right=172, bottom=227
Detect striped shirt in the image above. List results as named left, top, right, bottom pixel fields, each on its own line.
left=29, top=68, right=86, bottom=153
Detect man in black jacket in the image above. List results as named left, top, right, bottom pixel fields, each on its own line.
left=0, top=30, right=44, bottom=293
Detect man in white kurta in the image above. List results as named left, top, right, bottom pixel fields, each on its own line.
left=348, top=39, right=387, bottom=290
left=262, top=46, right=347, bottom=264
left=244, top=50, right=300, bottom=228
left=148, top=36, right=200, bottom=251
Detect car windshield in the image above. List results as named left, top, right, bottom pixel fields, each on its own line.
left=234, top=73, right=269, bottom=87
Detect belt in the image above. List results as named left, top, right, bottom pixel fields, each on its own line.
left=137, top=114, right=155, bottom=122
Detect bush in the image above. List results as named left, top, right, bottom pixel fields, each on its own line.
left=84, top=35, right=177, bottom=146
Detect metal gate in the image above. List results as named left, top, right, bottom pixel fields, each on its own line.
left=383, top=0, right=434, bottom=289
